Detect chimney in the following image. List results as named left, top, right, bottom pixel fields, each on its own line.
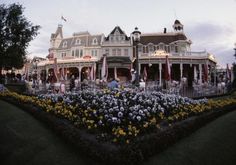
left=164, top=28, right=167, bottom=33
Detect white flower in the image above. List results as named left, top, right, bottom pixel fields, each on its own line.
left=112, top=117, right=118, bottom=123
left=136, top=115, right=142, bottom=121
left=118, top=112, right=123, bottom=118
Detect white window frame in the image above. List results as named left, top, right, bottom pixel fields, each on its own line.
left=92, top=38, right=98, bottom=45
left=75, top=39, right=81, bottom=45
left=124, top=49, right=128, bottom=56
left=63, top=41, right=67, bottom=48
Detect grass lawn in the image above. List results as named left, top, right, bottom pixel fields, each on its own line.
left=0, top=100, right=99, bottom=165
left=143, top=109, right=236, bottom=165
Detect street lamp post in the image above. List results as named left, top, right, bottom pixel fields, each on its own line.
left=132, top=27, right=141, bottom=87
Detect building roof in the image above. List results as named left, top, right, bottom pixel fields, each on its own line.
left=58, top=34, right=103, bottom=49
left=110, top=26, right=126, bottom=35
left=140, top=32, right=187, bottom=45
left=174, top=19, right=182, bottom=25
left=105, top=26, right=130, bottom=41
left=51, top=24, right=63, bottom=39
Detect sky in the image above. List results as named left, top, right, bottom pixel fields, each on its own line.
left=2, top=0, right=236, bottom=67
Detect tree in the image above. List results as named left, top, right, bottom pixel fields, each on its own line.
left=0, top=3, right=40, bottom=72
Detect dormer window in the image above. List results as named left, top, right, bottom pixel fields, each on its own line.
left=159, top=43, right=164, bottom=50
left=75, top=39, right=81, bottom=45
left=63, top=41, right=67, bottom=48
left=92, top=38, right=98, bottom=45
left=114, top=29, right=120, bottom=35
left=110, top=36, right=113, bottom=41
left=148, top=43, right=154, bottom=52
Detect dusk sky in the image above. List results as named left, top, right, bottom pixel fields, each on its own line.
left=2, top=0, right=236, bottom=67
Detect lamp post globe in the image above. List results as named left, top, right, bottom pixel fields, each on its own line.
left=132, top=27, right=141, bottom=87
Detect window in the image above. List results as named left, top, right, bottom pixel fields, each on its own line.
left=143, top=46, right=149, bottom=53
left=115, top=36, right=119, bottom=41
left=72, top=50, right=74, bottom=56
left=105, top=49, right=109, bottom=55
left=92, top=38, right=97, bottom=45
left=124, top=49, right=128, bottom=56
left=112, top=49, right=116, bottom=56
left=159, top=44, right=164, bottom=50
left=138, top=45, right=142, bottom=52
left=75, top=39, right=81, bottom=45
left=76, top=49, right=80, bottom=57
left=170, top=44, right=174, bottom=52
left=165, top=45, right=168, bottom=52
left=167, top=46, right=170, bottom=53
left=63, top=41, right=67, bottom=48
left=146, top=46, right=149, bottom=53
left=154, top=46, right=156, bottom=51
left=149, top=44, right=154, bottom=52
left=117, top=49, right=121, bottom=56
left=110, top=36, right=113, bottom=41
left=175, top=45, right=178, bottom=53
left=61, top=52, right=66, bottom=58
left=92, top=50, right=97, bottom=56
left=80, top=50, right=83, bottom=57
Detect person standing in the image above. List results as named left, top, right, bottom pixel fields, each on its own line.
left=131, top=69, right=136, bottom=85
left=70, top=75, right=75, bottom=91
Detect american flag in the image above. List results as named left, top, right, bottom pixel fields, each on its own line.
left=61, top=16, right=67, bottom=22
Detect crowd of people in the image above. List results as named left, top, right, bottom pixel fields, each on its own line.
left=0, top=70, right=233, bottom=97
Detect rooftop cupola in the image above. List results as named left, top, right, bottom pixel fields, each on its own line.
left=173, top=19, right=183, bottom=32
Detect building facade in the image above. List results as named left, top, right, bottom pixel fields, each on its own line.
left=136, top=20, right=216, bottom=87
left=37, top=20, right=217, bottom=86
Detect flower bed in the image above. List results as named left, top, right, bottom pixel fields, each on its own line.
left=1, top=90, right=236, bottom=164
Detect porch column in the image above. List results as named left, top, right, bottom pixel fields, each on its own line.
left=78, top=67, right=82, bottom=82
left=194, top=65, right=197, bottom=81
left=94, top=63, right=97, bottom=80
left=139, top=63, right=141, bottom=75
left=114, top=67, right=117, bottom=79
left=199, top=63, right=202, bottom=84
left=45, top=68, right=48, bottom=80
left=159, top=63, right=162, bottom=86
left=65, top=68, right=68, bottom=80
left=180, top=63, right=183, bottom=80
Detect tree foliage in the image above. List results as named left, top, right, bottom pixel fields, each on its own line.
left=0, top=3, right=40, bottom=70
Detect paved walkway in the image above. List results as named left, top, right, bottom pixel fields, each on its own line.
left=144, top=109, right=236, bottom=165
left=0, top=100, right=98, bottom=165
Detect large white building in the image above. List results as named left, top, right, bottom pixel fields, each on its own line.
left=37, top=20, right=217, bottom=86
